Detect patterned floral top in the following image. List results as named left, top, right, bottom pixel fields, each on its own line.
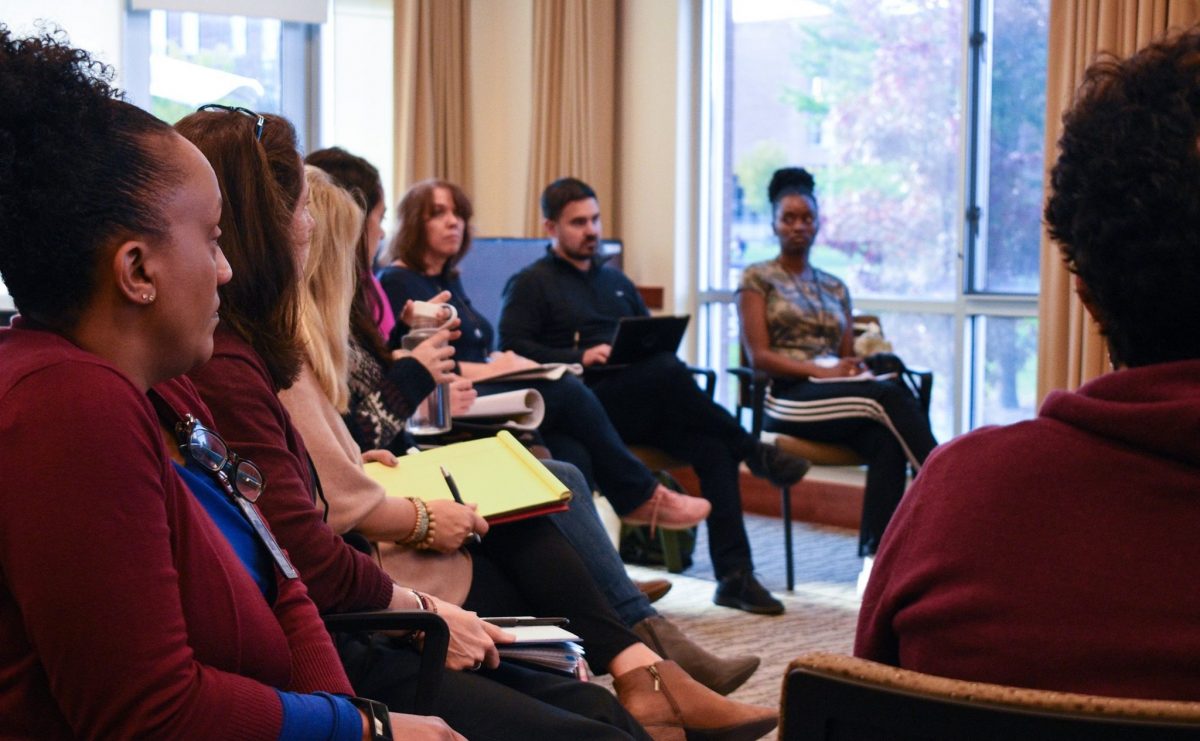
left=738, top=258, right=852, bottom=362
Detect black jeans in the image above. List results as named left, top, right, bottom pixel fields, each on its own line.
left=476, top=374, right=658, bottom=514
left=337, top=634, right=648, bottom=740
left=585, top=352, right=757, bottom=579
left=766, top=377, right=938, bottom=555
left=463, top=515, right=642, bottom=671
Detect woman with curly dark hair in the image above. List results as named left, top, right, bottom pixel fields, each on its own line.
left=856, top=27, right=1200, bottom=698
left=0, top=25, right=445, bottom=739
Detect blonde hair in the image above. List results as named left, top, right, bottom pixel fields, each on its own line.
left=299, top=166, right=364, bottom=412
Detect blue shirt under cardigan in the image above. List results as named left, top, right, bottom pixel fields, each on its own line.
left=172, top=462, right=361, bottom=741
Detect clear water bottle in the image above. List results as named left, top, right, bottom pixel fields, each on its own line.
left=402, top=301, right=458, bottom=435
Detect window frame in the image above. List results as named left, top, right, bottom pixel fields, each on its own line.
left=122, top=8, right=319, bottom=151
left=698, top=0, right=1042, bottom=439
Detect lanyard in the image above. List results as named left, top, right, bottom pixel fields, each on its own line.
left=148, top=391, right=299, bottom=580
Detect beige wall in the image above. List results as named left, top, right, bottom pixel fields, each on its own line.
left=468, top=0, right=535, bottom=237
left=465, top=0, right=698, bottom=322
left=617, top=0, right=697, bottom=320
left=7, top=0, right=125, bottom=82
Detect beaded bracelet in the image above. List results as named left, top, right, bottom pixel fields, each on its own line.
left=415, top=505, right=437, bottom=550
left=403, top=497, right=429, bottom=546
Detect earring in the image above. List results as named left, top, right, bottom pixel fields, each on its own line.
left=143, top=293, right=156, bottom=304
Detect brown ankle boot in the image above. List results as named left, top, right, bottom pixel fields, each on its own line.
left=632, top=615, right=760, bottom=695
left=613, top=660, right=778, bottom=741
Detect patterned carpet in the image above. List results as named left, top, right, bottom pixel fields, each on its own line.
left=601, top=513, right=865, bottom=709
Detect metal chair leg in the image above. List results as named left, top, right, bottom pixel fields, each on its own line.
left=782, top=484, right=794, bottom=590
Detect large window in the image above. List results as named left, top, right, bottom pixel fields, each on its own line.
left=124, top=9, right=315, bottom=149
left=699, top=0, right=1048, bottom=440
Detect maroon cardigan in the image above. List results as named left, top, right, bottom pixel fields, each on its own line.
left=0, top=321, right=351, bottom=739
left=187, top=326, right=394, bottom=614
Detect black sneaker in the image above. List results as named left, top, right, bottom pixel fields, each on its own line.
left=745, top=441, right=811, bottom=487
left=714, top=570, right=785, bottom=615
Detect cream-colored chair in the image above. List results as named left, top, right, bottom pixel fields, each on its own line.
left=782, top=652, right=1200, bottom=740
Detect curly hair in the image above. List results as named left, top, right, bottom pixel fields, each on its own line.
left=0, top=25, right=179, bottom=329
left=1045, top=28, right=1200, bottom=367
left=386, top=179, right=474, bottom=277
left=175, top=109, right=306, bottom=389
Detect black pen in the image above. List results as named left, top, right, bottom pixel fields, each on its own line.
left=484, top=617, right=570, bottom=627
left=440, top=465, right=482, bottom=544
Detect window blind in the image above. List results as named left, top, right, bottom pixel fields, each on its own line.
left=129, top=0, right=327, bottom=24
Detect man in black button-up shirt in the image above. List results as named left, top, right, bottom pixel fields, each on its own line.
left=498, top=177, right=811, bottom=616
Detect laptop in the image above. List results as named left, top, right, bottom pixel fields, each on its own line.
left=603, top=315, right=690, bottom=367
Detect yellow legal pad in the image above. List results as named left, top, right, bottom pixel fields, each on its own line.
left=363, top=431, right=572, bottom=523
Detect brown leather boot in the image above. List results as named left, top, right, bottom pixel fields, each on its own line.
left=632, top=615, right=760, bottom=695
left=635, top=578, right=673, bottom=604
left=613, top=660, right=778, bottom=741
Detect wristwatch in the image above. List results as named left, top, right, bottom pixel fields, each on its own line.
left=348, top=696, right=394, bottom=740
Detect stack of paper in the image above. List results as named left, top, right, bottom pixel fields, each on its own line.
left=495, top=624, right=586, bottom=677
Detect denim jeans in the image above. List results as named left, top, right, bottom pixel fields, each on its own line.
left=542, top=459, right=657, bottom=627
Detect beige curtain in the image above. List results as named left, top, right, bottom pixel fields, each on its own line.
left=1036, top=0, right=1200, bottom=402
left=524, top=0, right=618, bottom=236
left=394, top=0, right=473, bottom=199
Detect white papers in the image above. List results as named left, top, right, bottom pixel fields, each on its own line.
left=454, top=389, right=545, bottom=430
left=495, top=625, right=585, bottom=675
left=501, top=625, right=581, bottom=643
left=809, top=371, right=896, bottom=384
left=474, top=362, right=584, bottom=383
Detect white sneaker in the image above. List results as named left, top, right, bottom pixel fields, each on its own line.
left=856, top=556, right=875, bottom=598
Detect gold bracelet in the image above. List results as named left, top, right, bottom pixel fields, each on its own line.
left=415, top=504, right=437, bottom=550
left=402, top=497, right=428, bottom=545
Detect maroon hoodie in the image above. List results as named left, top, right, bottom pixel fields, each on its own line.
left=856, top=359, right=1200, bottom=699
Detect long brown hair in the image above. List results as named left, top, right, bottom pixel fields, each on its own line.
left=386, top=179, right=474, bottom=277
left=175, top=110, right=305, bottom=389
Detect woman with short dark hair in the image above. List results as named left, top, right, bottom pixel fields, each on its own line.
left=737, top=167, right=938, bottom=587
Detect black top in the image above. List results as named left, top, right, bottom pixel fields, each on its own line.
left=498, top=248, right=649, bottom=364
left=376, top=266, right=494, bottom=363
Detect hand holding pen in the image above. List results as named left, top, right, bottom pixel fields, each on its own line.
left=440, top=465, right=483, bottom=545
